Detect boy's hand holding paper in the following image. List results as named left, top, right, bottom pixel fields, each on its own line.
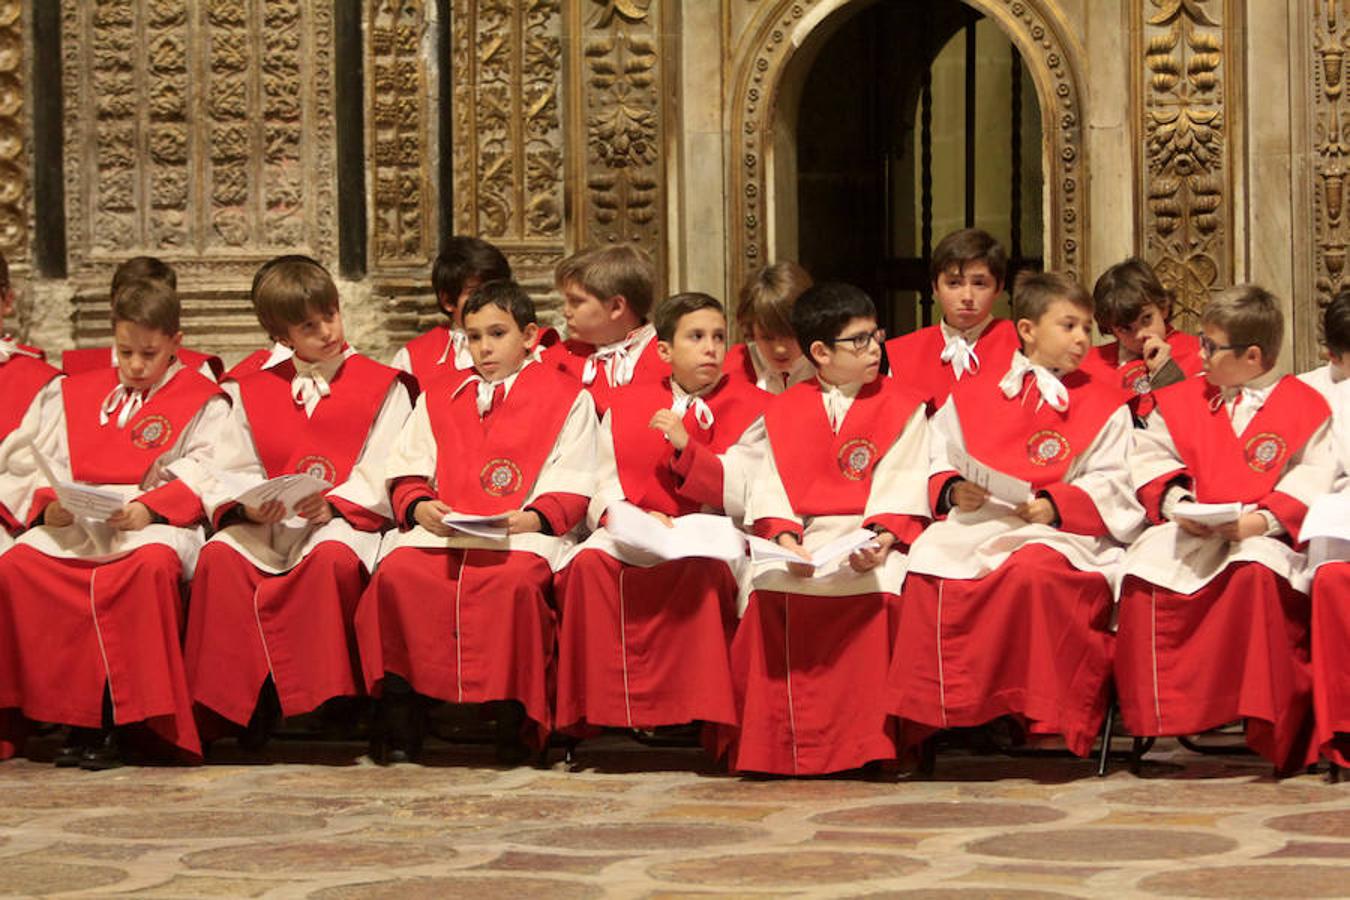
left=947, top=445, right=1034, bottom=507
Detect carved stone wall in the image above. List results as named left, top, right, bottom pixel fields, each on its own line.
left=61, top=0, right=336, bottom=350
left=1135, top=0, right=1238, bottom=329
left=1314, top=0, right=1349, bottom=316
left=0, top=1, right=23, bottom=271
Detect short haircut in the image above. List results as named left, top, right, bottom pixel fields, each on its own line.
left=736, top=261, right=812, bottom=338
left=1012, top=270, right=1093, bottom=324
left=930, top=228, right=1008, bottom=286
left=790, top=282, right=876, bottom=357
left=111, top=256, right=177, bottom=301
left=1091, top=257, right=1173, bottom=332
left=462, top=280, right=537, bottom=331
left=554, top=243, right=655, bottom=319
left=1323, top=289, right=1350, bottom=357
left=112, top=278, right=180, bottom=335
left=431, top=236, right=512, bottom=315
left=653, top=292, right=725, bottom=342
left=1201, top=284, right=1284, bottom=366
left=252, top=256, right=340, bottom=339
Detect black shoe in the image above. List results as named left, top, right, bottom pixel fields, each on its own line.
left=370, top=685, right=425, bottom=765
left=239, top=679, right=281, bottom=752
left=79, top=730, right=123, bottom=771
left=55, top=727, right=100, bottom=767
left=492, top=701, right=530, bottom=766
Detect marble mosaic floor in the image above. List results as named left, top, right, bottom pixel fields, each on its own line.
left=2, top=733, right=1349, bottom=899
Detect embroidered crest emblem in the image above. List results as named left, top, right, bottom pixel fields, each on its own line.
left=129, top=414, right=173, bottom=450
left=837, top=438, right=878, bottom=481
left=1244, top=433, right=1287, bottom=473
left=1027, top=429, right=1071, bottom=466
left=1120, top=360, right=1152, bottom=396
left=480, top=458, right=523, bottom=496
left=295, top=454, right=337, bottom=483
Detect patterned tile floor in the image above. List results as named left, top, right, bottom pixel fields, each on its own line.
left=2, top=732, right=1349, bottom=899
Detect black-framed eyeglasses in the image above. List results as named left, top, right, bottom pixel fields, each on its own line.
left=827, top=328, right=885, bottom=353
left=1198, top=334, right=1253, bottom=356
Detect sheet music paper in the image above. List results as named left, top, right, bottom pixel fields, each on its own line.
left=606, top=500, right=746, bottom=562
left=1300, top=493, right=1350, bottom=542
left=440, top=512, right=512, bottom=540
left=746, top=528, right=878, bottom=570
left=216, top=471, right=332, bottom=518
left=947, top=445, right=1034, bottom=506
left=1172, top=500, right=1248, bottom=527
left=28, top=442, right=127, bottom=522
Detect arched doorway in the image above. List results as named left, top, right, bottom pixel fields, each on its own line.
left=788, top=1, right=1043, bottom=336
left=729, top=0, right=1085, bottom=331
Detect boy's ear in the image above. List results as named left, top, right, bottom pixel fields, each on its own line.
left=808, top=339, right=832, bottom=368
left=521, top=321, right=539, bottom=347
left=655, top=339, right=675, bottom=364
left=170, top=331, right=184, bottom=351
left=1015, top=317, right=1036, bottom=346
left=436, top=289, right=455, bottom=315
left=607, top=294, right=630, bottom=321
left=1245, top=344, right=1268, bottom=369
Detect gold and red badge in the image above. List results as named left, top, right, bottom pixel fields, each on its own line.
left=480, top=457, right=523, bottom=496
left=1120, top=360, right=1152, bottom=396
left=837, top=437, right=878, bottom=481
left=1027, top=429, right=1071, bottom=466
left=296, top=454, right=338, bottom=483
left=129, top=414, right=173, bottom=450
left=1244, top=432, right=1287, bottom=473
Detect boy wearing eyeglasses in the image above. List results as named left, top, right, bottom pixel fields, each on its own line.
left=727, top=282, right=930, bottom=775
left=889, top=272, right=1143, bottom=760
left=1114, top=285, right=1333, bottom=772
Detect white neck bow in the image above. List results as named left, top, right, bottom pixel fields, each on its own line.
left=582, top=328, right=649, bottom=387
left=671, top=393, right=715, bottom=430
left=291, top=360, right=332, bottom=417
left=999, top=356, right=1069, bottom=412
left=940, top=333, right=981, bottom=380
left=100, top=383, right=146, bottom=428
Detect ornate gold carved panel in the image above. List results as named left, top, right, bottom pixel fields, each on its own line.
left=61, top=0, right=337, bottom=286
left=0, top=0, right=24, bottom=265
left=453, top=0, right=565, bottom=282
left=1314, top=0, right=1349, bottom=310
left=369, top=0, right=434, bottom=269
left=1135, top=0, right=1237, bottom=325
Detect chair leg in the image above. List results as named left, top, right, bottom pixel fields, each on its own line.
left=1129, top=735, right=1155, bottom=775
left=1097, top=702, right=1117, bottom=777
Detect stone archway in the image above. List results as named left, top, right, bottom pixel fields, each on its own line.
left=728, top=0, right=1086, bottom=297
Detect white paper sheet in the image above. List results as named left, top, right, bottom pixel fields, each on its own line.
left=440, top=512, right=512, bottom=540
left=29, top=442, right=127, bottom=522
left=747, top=527, right=879, bottom=570
left=1300, top=493, right=1350, bottom=542
left=947, top=445, right=1034, bottom=506
left=211, top=470, right=332, bottom=518
left=1172, top=500, right=1248, bottom=527
left=605, top=500, right=746, bottom=562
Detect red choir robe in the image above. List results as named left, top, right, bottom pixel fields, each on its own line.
left=183, top=352, right=412, bottom=729
left=354, top=360, right=596, bottom=747
left=884, top=317, right=1020, bottom=415
left=0, top=342, right=61, bottom=546
left=541, top=323, right=669, bottom=416
left=0, top=364, right=229, bottom=761
left=890, top=355, right=1143, bottom=756
left=1078, top=329, right=1203, bottom=420
left=63, top=345, right=226, bottom=382
left=729, top=376, right=930, bottom=775
left=722, top=343, right=815, bottom=395
left=393, top=323, right=561, bottom=393
left=1116, top=372, right=1333, bottom=770
left=553, top=376, right=770, bottom=736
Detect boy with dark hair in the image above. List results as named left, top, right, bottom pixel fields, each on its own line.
left=726, top=261, right=815, bottom=393
left=1115, top=285, right=1333, bottom=772
left=391, top=236, right=513, bottom=388
left=729, top=282, right=929, bottom=775
left=883, top=228, right=1019, bottom=414
left=554, top=292, right=769, bottom=745
left=1082, top=257, right=1202, bottom=422
left=1299, top=288, right=1350, bottom=401
left=183, top=257, right=413, bottom=748
left=889, top=271, right=1143, bottom=758
left=0, top=251, right=62, bottom=555
left=543, top=243, right=668, bottom=415
left=356, top=280, right=597, bottom=765
left=0, top=278, right=229, bottom=767
left=63, top=256, right=225, bottom=381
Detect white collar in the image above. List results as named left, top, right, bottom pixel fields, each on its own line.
left=938, top=316, right=994, bottom=345
left=259, top=342, right=295, bottom=369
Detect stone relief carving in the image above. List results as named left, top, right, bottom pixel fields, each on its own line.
left=1137, top=0, right=1233, bottom=327
left=728, top=0, right=1085, bottom=300
left=0, top=0, right=25, bottom=267
left=1314, top=0, right=1349, bottom=312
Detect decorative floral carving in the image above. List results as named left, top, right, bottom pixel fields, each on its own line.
left=1139, top=0, right=1232, bottom=325
left=1315, top=1, right=1350, bottom=307
left=0, top=0, right=23, bottom=263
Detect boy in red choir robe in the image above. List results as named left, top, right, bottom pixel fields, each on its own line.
left=1298, top=288, right=1350, bottom=403
left=183, top=257, right=413, bottom=748
left=553, top=293, right=770, bottom=746
left=1082, top=257, right=1203, bottom=424
left=0, top=251, right=62, bottom=557
left=542, top=243, right=668, bottom=415
left=219, top=255, right=316, bottom=390
left=889, top=272, right=1144, bottom=758
left=390, top=236, right=512, bottom=390
left=1116, top=285, right=1334, bottom=773
left=1309, top=376, right=1350, bottom=768
left=730, top=282, right=930, bottom=776
left=0, top=279, right=229, bottom=768
left=883, top=228, right=1019, bottom=415
left=356, top=280, right=597, bottom=765
left=724, top=261, right=816, bottom=394
left=62, top=256, right=225, bottom=382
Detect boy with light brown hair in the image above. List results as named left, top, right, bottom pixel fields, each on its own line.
left=726, top=261, right=815, bottom=393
